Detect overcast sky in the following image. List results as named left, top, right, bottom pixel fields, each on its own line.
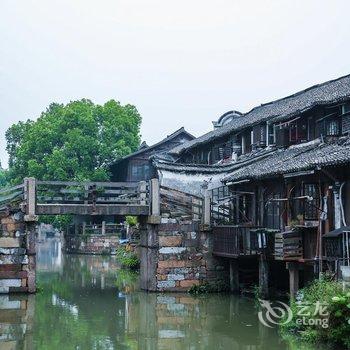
left=1, top=0, right=349, bottom=168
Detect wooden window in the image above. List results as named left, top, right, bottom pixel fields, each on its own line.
left=342, top=102, right=350, bottom=134
left=289, top=122, right=298, bottom=143
left=303, top=184, right=319, bottom=221
left=253, top=124, right=267, bottom=147
left=326, top=119, right=340, bottom=136
left=316, top=116, right=341, bottom=137
left=265, top=194, right=280, bottom=229
left=242, top=131, right=252, bottom=154
left=268, top=124, right=275, bottom=145
left=275, top=125, right=290, bottom=147
left=130, top=163, right=150, bottom=181
left=343, top=102, right=350, bottom=114
left=307, top=117, right=314, bottom=140
left=211, top=186, right=233, bottom=224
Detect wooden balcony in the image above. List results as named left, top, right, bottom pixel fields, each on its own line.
left=212, top=226, right=276, bottom=258
left=274, top=227, right=318, bottom=261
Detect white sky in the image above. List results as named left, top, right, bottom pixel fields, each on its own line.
left=1, top=0, right=349, bottom=168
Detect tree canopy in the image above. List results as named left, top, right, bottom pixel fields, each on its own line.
left=6, top=99, right=141, bottom=183
left=0, top=163, right=8, bottom=187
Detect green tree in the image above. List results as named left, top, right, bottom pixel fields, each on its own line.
left=6, top=99, right=141, bottom=183
left=6, top=119, right=34, bottom=168
left=0, top=163, right=8, bottom=187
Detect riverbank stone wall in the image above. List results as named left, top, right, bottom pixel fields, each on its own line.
left=140, top=219, right=228, bottom=292
left=64, top=234, right=120, bottom=255
left=0, top=211, right=36, bottom=293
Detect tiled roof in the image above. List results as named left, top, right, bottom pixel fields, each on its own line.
left=111, top=127, right=195, bottom=164
left=223, top=137, right=350, bottom=183
left=170, top=74, right=350, bottom=155
left=153, top=148, right=275, bottom=174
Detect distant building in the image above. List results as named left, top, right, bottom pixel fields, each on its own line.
left=110, top=127, right=195, bottom=182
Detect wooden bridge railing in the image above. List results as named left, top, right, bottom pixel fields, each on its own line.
left=0, top=184, right=25, bottom=211
left=0, top=178, right=208, bottom=220
left=0, top=178, right=151, bottom=216
left=35, top=180, right=148, bottom=206
left=160, top=185, right=203, bottom=221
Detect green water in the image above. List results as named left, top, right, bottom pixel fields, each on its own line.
left=0, top=238, right=320, bottom=350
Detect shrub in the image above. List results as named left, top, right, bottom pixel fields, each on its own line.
left=188, top=280, right=229, bottom=295
left=126, top=216, right=138, bottom=227
left=116, top=246, right=140, bottom=270
left=280, top=278, right=350, bottom=349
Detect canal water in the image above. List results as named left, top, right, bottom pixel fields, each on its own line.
left=0, top=238, right=320, bottom=350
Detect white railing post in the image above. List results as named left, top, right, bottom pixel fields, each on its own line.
left=203, top=188, right=211, bottom=226
left=150, top=178, right=160, bottom=216
left=24, top=177, right=37, bottom=218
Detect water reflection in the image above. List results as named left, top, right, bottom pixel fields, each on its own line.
left=0, top=238, right=319, bottom=350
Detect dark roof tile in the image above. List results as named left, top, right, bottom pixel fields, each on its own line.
left=170, top=74, right=350, bottom=155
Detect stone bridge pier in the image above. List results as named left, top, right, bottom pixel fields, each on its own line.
left=139, top=220, right=228, bottom=292
left=0, top=210, right=37, bottom=293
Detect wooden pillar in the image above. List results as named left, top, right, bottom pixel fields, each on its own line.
left=229, top=259, right=240, bottom=293
left=251, top=189, right=257, bottom=225
left=258, top=186, right=264, bottom=226
left=286, top=183, right=292, bottom=227
left=82, top=222, right=86, bottom=235
left=259, top=255, right=269, bottom=298
left=288, top=262, right=299, bottom=299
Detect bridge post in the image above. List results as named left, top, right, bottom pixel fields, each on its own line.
left=139, top=217, right=158, bottom=291
left=150, top=178, right=160, bottom=216
left=24, top=178, right=37, bottom=219
left=203, top=188, right=211, bottom=226
left=24, top=177, right=38, bottom=293
left=139, top=181, right=147, bottom=206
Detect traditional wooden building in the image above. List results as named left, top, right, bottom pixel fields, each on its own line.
left=153, top=74, right=350, bottom=297
left=110, top=127, right=194, bottom=182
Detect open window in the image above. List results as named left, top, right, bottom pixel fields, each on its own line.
left=252, top=124, right=267, bottom=148
left=275, top=117, right=308, bottom=148
left=303, top=183, right=320, bottom=221
left=316, top=106, right=341, bottom=137
left=265, top=193, right=281, bottom=230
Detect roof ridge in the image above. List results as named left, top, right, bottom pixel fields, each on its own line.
left=170, top=73, right=350, bottom=155
left=244, top=73, right=350, bottom=114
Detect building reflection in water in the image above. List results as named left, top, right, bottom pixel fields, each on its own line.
left=36, top=237, right=62, bottom=273
left=0, top=238, right=313, bottom=350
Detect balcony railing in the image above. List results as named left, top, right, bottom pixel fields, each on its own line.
left=212, top=226, right=276, bottom=258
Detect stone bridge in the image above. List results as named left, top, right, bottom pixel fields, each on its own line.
left=0, top=178, right=223, bottom=294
